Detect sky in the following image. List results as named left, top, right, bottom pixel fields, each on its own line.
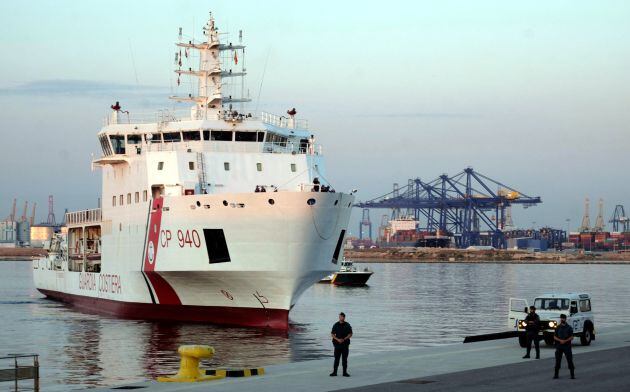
left=0, top=0, right=629, bottom=235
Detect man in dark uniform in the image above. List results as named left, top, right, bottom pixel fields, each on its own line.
left=554, top=313, right=575, bottom=379
left=523, top=305, right=541, bottom=359
left=330, top=312, right=353, bottom=377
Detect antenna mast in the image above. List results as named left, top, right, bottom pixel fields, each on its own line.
left=171, top=12, right=250, bottom=120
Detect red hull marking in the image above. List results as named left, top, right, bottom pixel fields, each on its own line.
left=38, top=289, right=289, bottom=330
left=142, top=197, right=182, bottom=305
left=145, top=272, right=181, bottom=305
left=144, top=197, right=163, bottom=272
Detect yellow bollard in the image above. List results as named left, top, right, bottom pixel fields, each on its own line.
left=157, top=345, right=225, bottom=382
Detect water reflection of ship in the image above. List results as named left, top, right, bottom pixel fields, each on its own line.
left=58, top=317, right=317, bottom=386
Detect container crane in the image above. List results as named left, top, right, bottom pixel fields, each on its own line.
left=354, top=167, right=542, bottom=248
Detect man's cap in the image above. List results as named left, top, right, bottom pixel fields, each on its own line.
left=339, top=312, right=345, bottom=317
left=560, top=314, right=567, bottom=319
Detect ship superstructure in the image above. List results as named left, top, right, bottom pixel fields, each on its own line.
left=33, top=13, right=353, bottom=329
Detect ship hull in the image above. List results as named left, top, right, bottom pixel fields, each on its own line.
left=38, top=288, right=289, bottom=329
left=33, top=192, right=353, bottom=329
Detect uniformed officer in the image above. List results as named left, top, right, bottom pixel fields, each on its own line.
left=522, top=305, right=541, bottom=359
left=330, top=312, right=353, bottom=377
left=554, top=313, right=575, bottom=379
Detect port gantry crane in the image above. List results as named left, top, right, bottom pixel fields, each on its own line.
left=354, top=167, right=542, bottom=249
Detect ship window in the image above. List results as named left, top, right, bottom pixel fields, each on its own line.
left=189, top=162, right=195, bottom=170
left=211, top=131, right=233, bottom=141
left=224, top=162, right=230, bottom=171
left=265, top=132, right=288, bottom=146
left=183, top=130, right=201, bottom=141
left=143, top=190, right=148, bottom=202
left=257, top=131, right=265, bottom=142
left=119, top=195, right=124, bottom=205
left=291, top=163, right=296, bottom=172
left=235, top=131, right=257, bottom=142
left=145, top=133, right=159, bottom=143
left=203, top=229, right=231, bottom=264
left=135, top=192, right=140, bottom=203
left=127, top=134, right=142, bottom=145
left=157, top=162, right=164, bottom=170
left=256, top=162, right=262, bottom=172
left=127, top=193, right=131, bottom=204
left=112, top=196, right=116, bottom=207
left=202, top=130, right=211, bottom=140
left=163, top=132, right=181, bottom=142
left=109, top=135, right=125, bottom=154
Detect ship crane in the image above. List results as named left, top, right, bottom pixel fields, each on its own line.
left=354, top=167, right=542, bottom=249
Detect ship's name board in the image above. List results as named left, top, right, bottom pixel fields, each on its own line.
left=79, top=272, right=122, bottom=294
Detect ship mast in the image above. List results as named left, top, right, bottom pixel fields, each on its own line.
left=171, top=12, right=250, bottom=119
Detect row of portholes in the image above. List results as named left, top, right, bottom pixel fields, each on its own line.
left=192, top=198, right=351, bottom=208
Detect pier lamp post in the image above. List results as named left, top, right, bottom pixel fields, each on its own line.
left=566, top=218, right=570, bottom=241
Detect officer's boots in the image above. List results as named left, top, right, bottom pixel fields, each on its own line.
left=553, top=369, right=559, bottom=379
left=570, top=369, right=575, bottom=379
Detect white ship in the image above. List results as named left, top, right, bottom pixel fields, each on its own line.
left=32, top=13, right=353, bottom=330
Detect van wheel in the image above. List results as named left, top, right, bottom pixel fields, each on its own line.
left=580, top=325, right=593, bottom=346
left=544, top=334, right=555, bottom=346
left=518, top=335, right=527, bottom=348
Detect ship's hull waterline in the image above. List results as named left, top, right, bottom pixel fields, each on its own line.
left=34, top=192, right=353, bottom=329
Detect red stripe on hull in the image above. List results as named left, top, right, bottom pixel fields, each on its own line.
left=145, top=272, right=182, bottom=305
left=38, top=289, right=289, bottom=330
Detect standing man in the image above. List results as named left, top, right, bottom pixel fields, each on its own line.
left=554, top=314, right=575, bottom=379
left=330, top=312, right=353, bottom=377
left=523, top=305, right=541, bottom=359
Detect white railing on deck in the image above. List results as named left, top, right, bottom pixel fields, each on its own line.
left=261, top=112, right=308, bottom=129
left=66, top=209, right=102, bottom=225
left=140, top=140, right=322, bottom=155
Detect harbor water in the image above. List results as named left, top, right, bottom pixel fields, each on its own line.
left=2, top=260, right=629, bottom=390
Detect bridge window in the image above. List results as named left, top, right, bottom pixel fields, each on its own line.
left=99, top=135, right=112, bottom=156
left=211, top=131, right=233, bottom=141
left=127, top=193, right=131, bottom=204
left=119, top=195, right=124, bottom=206
left=189, top=162, right=195, bottom=170
left=135, top=192, right=140, bottom=203
left=109, top=135, right=125, bottom=154
left=183, top=130, right=201, bottom=141
left=112, top=196, right=116, bottom=207
left=256, top=162, right=262, bottom=172
left=157, top=162, right=164, bottom=170
left=224, top=162, right=230, bottom=171
left=127, top=134, right=142, bottom=145
left=291, top=163, right=296, bottom=172
left=202, top=130, right=210, bottom=140
left=143, top=190, right=148, bottom=202
left=235, top=131, right=257, bottom=142
left=266, top=132, right=288, bottom=146
left=257, top=131, right=265, bottom=142
left=163, top=132, right=181, bottom=142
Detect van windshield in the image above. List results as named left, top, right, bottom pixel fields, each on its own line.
left=534, top=298, right=570, bottom=311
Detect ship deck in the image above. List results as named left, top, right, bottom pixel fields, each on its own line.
left=97, top=325, right=630, bottom=391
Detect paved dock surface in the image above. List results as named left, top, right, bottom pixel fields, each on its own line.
left=340, top=346, right=630, bottom=391
left=100, top=327, right=630, bottom=391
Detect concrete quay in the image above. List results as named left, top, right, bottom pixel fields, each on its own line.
left=99, top=326, right=630, bottom=391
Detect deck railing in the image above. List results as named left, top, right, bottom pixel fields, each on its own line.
left=0, top=354, right=39, bottom=391
left=261, top=112, right=308, bottom=129
left=65, top=209, right=102, bottom=225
